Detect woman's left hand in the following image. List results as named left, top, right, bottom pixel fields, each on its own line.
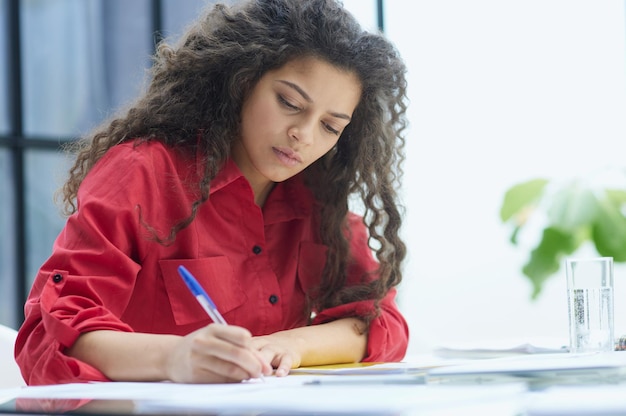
left=251, top=318, right=367, bottom=377
left=251, top=333, right=302, bottom=377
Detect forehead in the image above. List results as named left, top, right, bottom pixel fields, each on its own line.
left=266, top=56, right=362, bottom=108
left=272, top=56, right=360, bottom=84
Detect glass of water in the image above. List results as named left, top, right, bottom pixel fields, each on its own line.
left=566, top=257, right=614, bottom=353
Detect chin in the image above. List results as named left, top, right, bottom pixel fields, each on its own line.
left=265, top=166, right=303, bottom=183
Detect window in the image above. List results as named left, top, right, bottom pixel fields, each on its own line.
left=0, top=0, right=8, bottom=134
left=0, top=149, right=16, bottom=325
left=0, top=0, right=219, bottom=328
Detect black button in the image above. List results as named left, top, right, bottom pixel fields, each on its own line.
left=52, top=273, right=63, bottom=283
left=252, top=245, right=262, bottom=255
left=269, top=294, right=278, bottom=304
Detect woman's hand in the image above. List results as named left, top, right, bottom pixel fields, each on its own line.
left=251, top=318, right=368, bottom=377
left=251, top=333, right=303, bottom=377
left=166, top=324, right=272, bottom=383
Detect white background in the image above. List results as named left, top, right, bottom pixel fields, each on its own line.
left=347, top=0, right=626, bottom=355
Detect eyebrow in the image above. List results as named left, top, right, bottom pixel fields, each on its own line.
left=276, top=80, right=352, bottom=121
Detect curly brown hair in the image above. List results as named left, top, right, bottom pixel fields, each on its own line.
left=61, top=0, right=408, bottom=316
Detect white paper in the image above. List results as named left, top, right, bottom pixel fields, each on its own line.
left=0, top=378, right=526, bottom=415
left=289, top=361, right=431, bottom=375
left=434, top=337, right=569, bottom=359
left=428, top=351, right=626, bottom=380
left=137, top=383, right=526, bottom=415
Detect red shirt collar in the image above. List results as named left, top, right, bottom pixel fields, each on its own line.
left=210, top=159, right=315, bottom=223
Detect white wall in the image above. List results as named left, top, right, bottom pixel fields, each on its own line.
left=380, top=1, right=626, bottom=355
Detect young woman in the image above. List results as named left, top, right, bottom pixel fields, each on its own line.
left=16, top=0, right=409, bottom=385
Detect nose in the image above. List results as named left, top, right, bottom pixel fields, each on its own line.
left=288, top=118, right=315, bottom=145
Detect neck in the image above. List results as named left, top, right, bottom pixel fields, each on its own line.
left=253, top=181, right=276, bottom=208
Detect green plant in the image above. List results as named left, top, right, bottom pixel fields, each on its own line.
left=500, top=176, right=626, bottom=299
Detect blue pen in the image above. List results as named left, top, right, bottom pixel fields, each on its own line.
left=178, top=265, right=227, bottom=325
left=178, top=265, right=267, bottom=381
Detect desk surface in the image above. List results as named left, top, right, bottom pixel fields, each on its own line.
left=2, top=353, right=626, bottom=416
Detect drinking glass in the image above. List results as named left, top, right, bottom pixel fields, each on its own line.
left=566, top=257, right=614, bottom=353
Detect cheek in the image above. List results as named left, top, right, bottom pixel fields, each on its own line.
left=244, top=97, right=279, bottom=129
left=313, top=138, right=339, bottom=160
left=324, top=136, right=341, bottom=153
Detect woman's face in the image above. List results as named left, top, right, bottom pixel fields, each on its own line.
left=233, top=56, right=362, bottom=192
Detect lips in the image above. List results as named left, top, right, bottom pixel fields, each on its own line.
left=273, top=146, right=303, bottom=167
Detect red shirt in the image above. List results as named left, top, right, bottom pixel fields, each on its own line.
left=15, top=141, right=408, bottom=385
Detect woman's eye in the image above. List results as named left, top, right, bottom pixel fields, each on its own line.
left=323, top=123, right=340, bottom=136
left=278, top=95, right=299, bottom=111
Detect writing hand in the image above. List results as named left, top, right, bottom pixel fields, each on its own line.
left=166, top=324, right=272, bottom=383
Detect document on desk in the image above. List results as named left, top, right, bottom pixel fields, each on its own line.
left=289, top=356, right=471, bottom=376
left=1, top=381, right=267, bottom=401
left=289, top=361, right=424, bottom=375
left=135, top=382, right=527, bottom=415
left=0, top=378, right=527, bottom=415
left=427, top=351, right=626, bottom=382
left=434, top=337, right=569, bottom=359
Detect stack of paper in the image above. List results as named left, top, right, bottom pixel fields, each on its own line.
left=434, top=338, right=569, bottom=359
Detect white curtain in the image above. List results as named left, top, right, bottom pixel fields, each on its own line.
left=0, top=0, right=215, bottom=328
left=22, top=0, right=153, bottom=137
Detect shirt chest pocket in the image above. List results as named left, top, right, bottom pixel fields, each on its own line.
left=159, top=257, right=247, bottom=326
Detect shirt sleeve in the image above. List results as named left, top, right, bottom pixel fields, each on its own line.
left=310, top=213, right=409, bottom=362
left=14, top=143, right=172, bottom=385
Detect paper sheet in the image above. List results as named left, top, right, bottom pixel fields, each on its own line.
left=289, top=361, right=426, bottom=375
left=136, top=383, right=526, bottom=415
left=428, top=351, right=626, bottom=381
left=434, top=337, right=569, bottom=359
left=0, top=378, right=526, bottom=415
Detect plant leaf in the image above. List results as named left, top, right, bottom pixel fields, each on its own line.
left=510, top=225, right=521, bottom=245
left=523, top=227, right=579, bottom=299
left=500, top=178, right=548, bottom=222
left=605, top=189, right=626, bottom=205
left=592, top=194, right=626, bottom=261
left=546, top=183, right=598, bottom=231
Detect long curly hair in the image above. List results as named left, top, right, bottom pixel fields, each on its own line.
left=61, top=0, right=408, bottom=316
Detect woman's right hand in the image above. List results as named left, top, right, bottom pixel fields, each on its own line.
left=165, top=324, right=272, bottom=383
